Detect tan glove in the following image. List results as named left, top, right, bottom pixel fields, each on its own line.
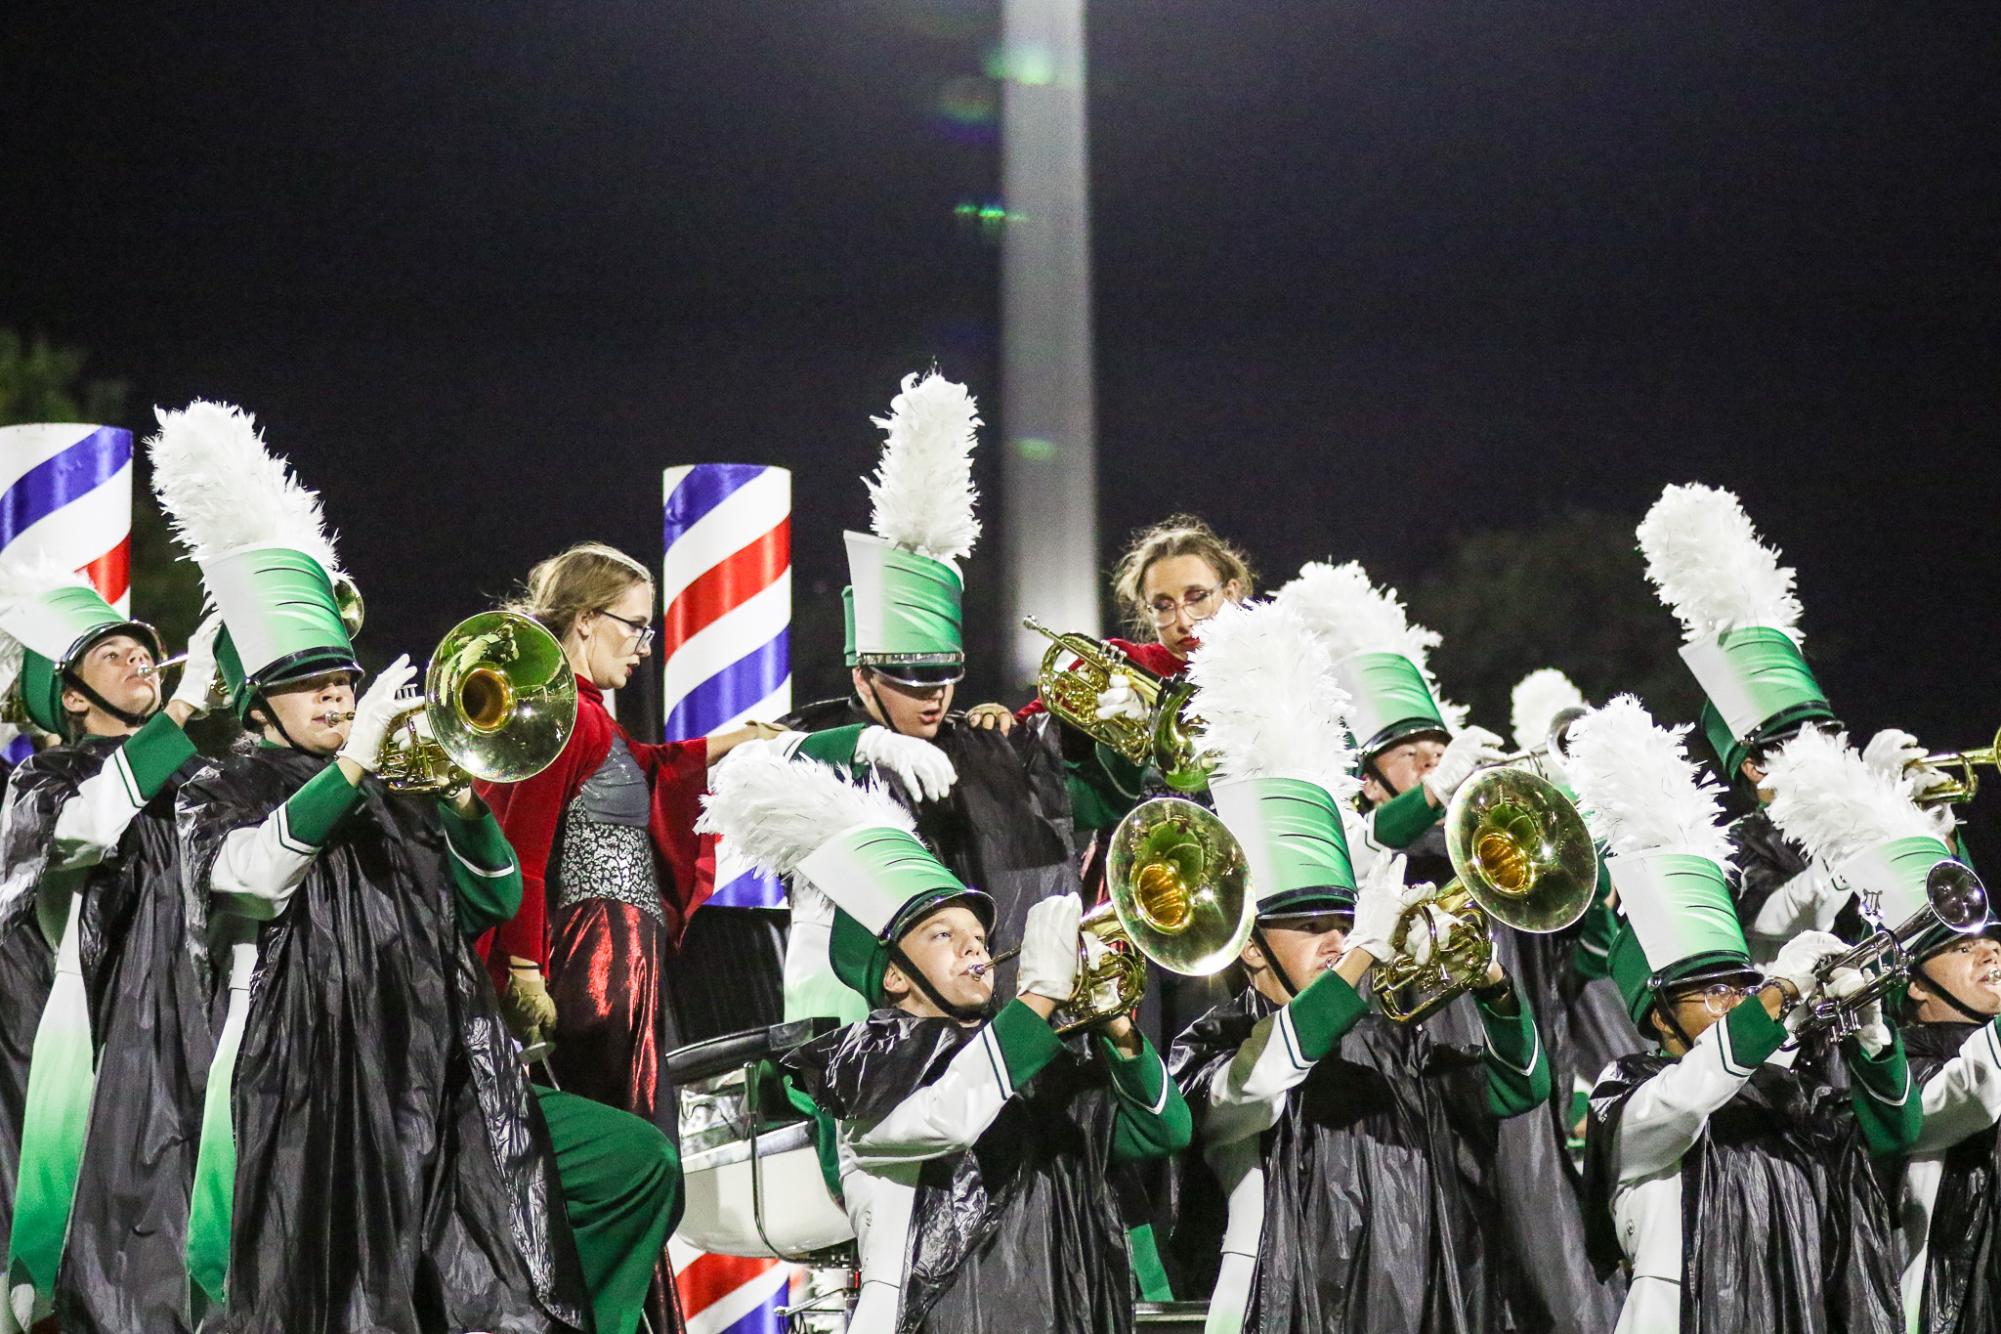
left=501, top=957, right=558, bottom=1044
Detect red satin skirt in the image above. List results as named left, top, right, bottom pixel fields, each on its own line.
left=547, top=896, right=683, bottom=1332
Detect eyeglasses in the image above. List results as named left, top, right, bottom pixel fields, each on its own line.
left=1687, top=982, right=1758, bottom=1018
left=1148, top=585, right=1225, bottom=626
left=598, top=609, right=657, bottom=651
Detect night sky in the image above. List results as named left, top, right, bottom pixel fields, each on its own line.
left=7, top=3, right=1997, bottom=756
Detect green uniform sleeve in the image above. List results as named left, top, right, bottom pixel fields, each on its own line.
left=284, top=763, right=367, bottom=848
left=1371, top=784, right=1442, bottom=849
left=794, top=725, right=867, bottom=770
left=438, top=798, right=525, bottom=936
left=988, top=998, right=1066, bottom=1089
left=1101, top=1030, right=1194, bottom=1163
left=1846, top=1029, right=1922, bottom=1158
left=1066, top=742, right=1148, bottom=833
left=1289, top=969, right=1372, bottom=1062
left=1570, top=874, right=1618, bottom=982
left=120, top=711, right=199, bottom=800
left=1723, top=994, right=1791, bottom=1066
left=1476, top=986, right=1553, bottom=1117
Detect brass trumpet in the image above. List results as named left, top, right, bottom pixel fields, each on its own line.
left=376, top=611, right=578, bottom=794
left=1023, top=616, right=1213, bottom=792
left=975, top=797, right=1254, bottom=1035
left=1376, top=765, right=1600, bottom=1023
left=1794, top=860, right=1990, bottom=1039
left=1914, top=726, right=2001, bottom=806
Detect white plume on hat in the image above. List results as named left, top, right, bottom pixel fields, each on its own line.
left=1566, top=694, right=1733, bottom=863
left=866, top=371, right=982, bottom=567
left=147, top=401, right=343, bottom=575
left=1185, top=597, right=1359, bottom=801
left=699, top=743, right=916, bottom=878
left=1510, top=667, right=1587, bottom=754
left=0, top=554, right=94, bottom=673
left=1274, top=559, right=1467, bottom=731
left=1636, top=482, right=1803, bottom=645
left=1763, top=726, right=1936, bottom=867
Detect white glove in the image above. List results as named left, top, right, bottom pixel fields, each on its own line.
left=168, top=612, right=226, bottom=716
left=1861, top=727, right=1947, bottom=795
left=1422, top=726, right=1507, bottom=803
left=1768, top=928, right=1848, bottom=1005
left=1094, top=672, right=1147, bottom=723
left=854, top=726, right=958, bottom=803
left=1345, top=854, right=1412, bottom=962
left=337, top=655, right=423, bottom=772
left=1825, top=966, right=1892, bottom=1057
left=1017, top=892, right=1083, bottom=1004
left=1749, top=861, right=1847, bottom=938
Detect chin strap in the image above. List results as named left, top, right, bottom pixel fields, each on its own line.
left=858, top=674, right=905, bottom=738
left=887, top=943, right=992, bottom=1024
left=1913, top=957, right=1993, bottom=1025
left=1252, top=924, right=1304, bottom=1001
left=63, top=672, right=156, bottom=733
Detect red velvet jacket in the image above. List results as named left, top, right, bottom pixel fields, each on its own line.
left=474, top=678, right=710, bottom=987
left=1013, top=636, right=1188, bottom=720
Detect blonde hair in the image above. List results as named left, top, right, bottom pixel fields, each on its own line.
left=1111, top=514, right=1257, bottom=636
left=509, top=541, right=653, bottom=641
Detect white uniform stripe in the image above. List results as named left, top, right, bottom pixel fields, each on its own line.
left=660, top=573, right=792, bottom=716
left=446, top=842, right=516, bottom=879
left=707, top=681, right=794, bottom=737
left=659, top=470, right=791, bottom=608
left=273, top=805, right=315, bottom=857
left=1858, top=1064, right=1912, bottom=1107
left=1485, top=1021, right=1543, bottom=1078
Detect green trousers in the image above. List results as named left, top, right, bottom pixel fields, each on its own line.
left=534, top=1086, right=682, bottom=1334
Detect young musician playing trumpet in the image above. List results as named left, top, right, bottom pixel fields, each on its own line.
left=701, top=745, right=1191, bottom=1333
left=1168, top=599, right=1550, bottom=1332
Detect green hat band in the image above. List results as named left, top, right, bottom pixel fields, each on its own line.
left=1836, top=834, right=1958, bottom=928
left=1681, top=628, right=1831, bottom=754
left=1331, top=652, right=1447, bottom=756
left=843, top=532, right=965, bottom=665
left=797, top=825, right=969, bottom=937
left=1212, top=775, right=1358, bottom=914
left=1608, top=850, right=1749, bottom=976
left=1608, top=922, right=1755, bottom=1028
left=203, top=547, right=356, bottom=704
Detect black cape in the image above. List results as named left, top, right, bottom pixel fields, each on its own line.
left=0, top=751, right=66, bottom=1254
left=1901, top=1020, right=2000, bottom=1334
left=784, top=699, right=1082, bottom=979
left=1169, top=987, right=1505, bottom=1333
left=1581, top=1050, right=1902, bottom=1333
left=178, top=746, right=589, bottom=1333
left=784, top=1009, right=1135, bottom=1334
left=0, top=735, right=213, bottom=1334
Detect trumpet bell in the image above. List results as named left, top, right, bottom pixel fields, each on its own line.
left=1102, top=797, right=1255, bottom=976
left=1444, top=765, right=1599, bottom=933
left=1926, top=860, right=1990, bottom=935
left=422, top=611, right=578, bottom=785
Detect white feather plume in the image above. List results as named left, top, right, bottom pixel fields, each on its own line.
left=1636, top=483, right=1803, bottom=644
left=865, top=371, right=982, bottom=565
left=1510, top=668, right=1588, bottom=754
left=0, top=554, right=94, bottom=659
left=1763, top=726, right=1935, bottom=866
left=147, top=401, right=342, bottom=574
left=1565, top=694, right=1734, bottom=862
left=1274, top=559, right=1464, bottom=732
left=1184, top=597, right=1358, bottom=799
left=698, top=744, right=916, bottom=878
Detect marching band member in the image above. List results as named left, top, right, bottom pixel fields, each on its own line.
left=1276, top=559, right=1616, bottom=1330
left=0, top=561, right=217, bottom=1332
left=1757, top=725, right=1998, bottom=1332
left=1637, top=482, right=1953, bottom=960
left=701, top=745, right=1191, bottom=1333
left=783, top=373, right=1088, bottom=1002
left=1168, top=596, right=1550, bottom=1332
left=1571, top=696, right=1919, bottom=1333
left=1273, top=560, right=1503, bottom=881
left=154, top=403, right=673, bottom=1334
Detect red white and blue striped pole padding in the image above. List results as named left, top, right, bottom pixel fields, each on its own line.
left=662, top=464, right=791, bottom=908
left=1, top=424, right=133, bottom=760
left=670, top=1238, right=804, bottom=1334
